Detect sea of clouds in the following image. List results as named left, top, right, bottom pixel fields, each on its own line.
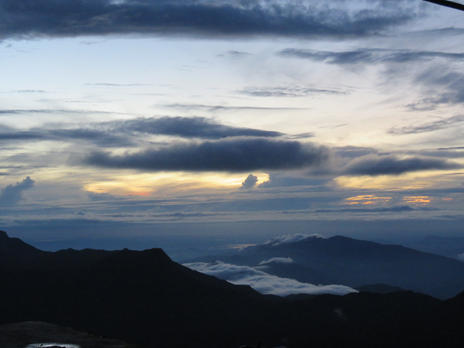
left=184, top=261, right=357, bottom=297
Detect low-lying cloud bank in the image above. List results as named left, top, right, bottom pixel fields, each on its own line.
left=184, top=261, right=356, bottom=296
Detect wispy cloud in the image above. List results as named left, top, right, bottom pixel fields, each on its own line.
left=107, top=116, right=283, bottom=139
left=241, top=86, right=345, bottom=98
left=279, top=48, right=464, bottom=65
left=389, top=115, right=464, bottom=135
left=162, top=104, right=304, bottom=112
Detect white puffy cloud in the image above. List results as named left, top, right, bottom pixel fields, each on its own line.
left=259, top=257, right=294, bottom=265
left=184, top=261, right=357, bottom=297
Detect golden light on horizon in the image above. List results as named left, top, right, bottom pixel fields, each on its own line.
left=83, top=171, right=270, bottom=196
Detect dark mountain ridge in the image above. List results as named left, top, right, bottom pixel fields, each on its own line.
left=1, top=231, right=463, bottom=347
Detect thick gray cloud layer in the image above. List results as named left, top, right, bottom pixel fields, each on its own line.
left=84, top=139, right=329, bottom=172
left=0, top=176, right=34, bottom=205
left=0, top=0, right=418, bottom=40
left=344, top=155, right=462, bottom=176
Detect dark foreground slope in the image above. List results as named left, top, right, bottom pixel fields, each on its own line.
left=0, top=231, right=463, bottom=348
left=202, top=235, right=464, bottom=299
left=0, top=321, right=133, bottom=348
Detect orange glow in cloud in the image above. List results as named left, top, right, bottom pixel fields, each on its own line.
left=403, top=196, right=431, bottom=204
left=442, top=197, right=454, bottom=201
left=345, top=194, right=392, bottom=206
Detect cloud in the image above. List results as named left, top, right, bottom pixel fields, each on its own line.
left=241, top=174, right=258, bottom=189
left=109, top=116, right=282, bottom=139
left=458, top=253, right=464, bottom=262
left=241, top=86, right=345, bottom=97
left=344, top=155, right=462, bottom=176
left=184, top=261, right=356, bottom=297
left=259, top=257, right=294, bottom=266
left=315, top=206, right=416, bottom=213
left=162, top=104, right=304, bottom=112
left=0, top=116, right=282, bottom=148
left=0, top=0, right=418, bottom=41
left=84, top=139, right=329, bottom=172
left=265, top=233, right=326, bottom=246
left=279, top=48, right=464, bottom=65
left=0, top=126, right=134, bottom=147
left=389, top=115, right=464, bottom=135
left=411, top=69, right=464, bottom=109
left=0, top=176, right=35, bottom=205
left=0, top=108, right=114, bottom=115
left=218, top=50, right=251, bottom=58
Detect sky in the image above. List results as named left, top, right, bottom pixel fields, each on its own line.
left=1, top=0, right=464, bottom=255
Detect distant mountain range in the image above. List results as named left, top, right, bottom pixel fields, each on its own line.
left=194, top=235, right=464, bottom=299
left=1, top=230, right=464, bottom=347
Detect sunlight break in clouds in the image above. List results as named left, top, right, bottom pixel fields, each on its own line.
left=184, top=261, right=357, bottom=297
left=345, top=195, right=392, bottom=206
left=84, top=172, right=270, bottom=196
left=403, top=196, right=432, bottom=204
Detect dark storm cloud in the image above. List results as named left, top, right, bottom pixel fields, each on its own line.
left=84, top=139, right=329, bottom=172
left=0, top=0, right=419, bottom=40
left=389, top=115, right=464, bottom=135
left=109, top=116, right=283, bottom=139
left=241, top=86, right=345, bottom=97
left=279, top=48, right=464, bottom=65
left=0, top=176, right=35, bottom=205
left=344, top=155, right=462, bottom=176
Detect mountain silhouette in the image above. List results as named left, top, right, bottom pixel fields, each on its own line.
left=202, top=235, right=464, bottom=299
left=0, top=231, right=463, bottom=347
